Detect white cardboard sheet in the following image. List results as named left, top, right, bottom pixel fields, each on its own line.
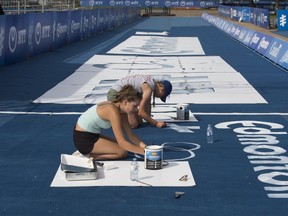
left=34, top=55, right=266, bottom=105
left=50, top=161, right=195, bottom=187
left=107, top=36, right=205, bottom=55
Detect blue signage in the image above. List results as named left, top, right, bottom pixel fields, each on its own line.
left=278, top=10, right=288, bottom=31
left=0, top=16, right=5, bottom=67
left=80, top=0, right=218, bottom=8
left=0, top=7, right=140, bottom=67
left=4, top=14, right=29, bottom=65
left=28, top=12, right=53, bottom=57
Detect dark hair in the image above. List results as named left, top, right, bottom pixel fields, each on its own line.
left=113, top=85, right=142, bottom=103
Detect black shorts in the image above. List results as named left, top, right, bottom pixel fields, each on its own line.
left=73, top=129, right=100, bottom=155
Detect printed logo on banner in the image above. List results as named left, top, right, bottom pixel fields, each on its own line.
left=256, top=35, right=273, bottom=56
left=70, top=20, right=81, bottom=34
left=8, top=27, right=17, bottom=53
left=267, top=40, right=283, bottom=59
left=35, top=23, right=42, bottom=45
left=89, top=0, right=95, bottom=6
left=249, top=32, right=262, bottom=49
left=110, top=1, right=115, bottom=6
left=165, top=1, right=171, bottom=6
left=278, top=10, right=288, bottom=31
left=242, top=30, right=255, bottom=46
left=200, top=1, right=205, bottom=7
left=279, top=50, right=288, bottom=69
left=145, top=1, right=151, bottom=6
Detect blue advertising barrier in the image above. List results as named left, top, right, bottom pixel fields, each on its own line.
left=0, top=8, right=140, bottom=68
left=67, top=10, right=82, bottom=44
left=202, top=13, right=288, bottom=71
left=4, top=14, right=29, bottom=65
left=0, top=16, right=5, bottom=67
left=219, top=5, right=270, bottom=29
left=28, top=12, right=54, bottom=57
left=80, top=0, right=218, bottom=8
left=278, top=10, right=288, bottom=31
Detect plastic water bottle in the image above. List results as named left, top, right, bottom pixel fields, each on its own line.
left=130, top=158, right=138, bottom=181
left=207, top=124, right=213, bottom=144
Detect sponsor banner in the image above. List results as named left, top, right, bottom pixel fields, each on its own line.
left=242, top=29, right=255, bottom=46
left=53, top=11, right=69, bottom=49
left=80, top=0, right=218, bottom=8
left=4, top=14, right=29, bottom=65
left=0, top=16, right=5, bottom=67
left=231, top=7, right=250, bottom=22
left=237, top=27, right=250, bottom=44
left=265, top=38, right=288, bottom=68
left=82, top=9, right=92, bottom=40
left=248, top=32, right=265, bottom=50
left=254, top=34, right=273, bottom=56
left=202, top=13, right=288, bottom=70
left=67, top=10, right=83, bottom=43
left=219, top=5, right=269, bottom=29
left=28, top=12, right=53, bottom=57
left=1, top=8, right=140, bottom=67
left=90, top=9, right=99, bottom=35
left=278, top=45, right=288, bottom=69
left=278, top=10, right=288, bottom=31
left=255, top=8, right=269, bottom=29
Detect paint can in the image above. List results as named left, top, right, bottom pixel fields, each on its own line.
left=176, top=103, right=189, bottom=120
left=144, top=145, right=163, bottom=170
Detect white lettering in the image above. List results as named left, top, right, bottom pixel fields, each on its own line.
left=216, top=120, right=288, bottom=198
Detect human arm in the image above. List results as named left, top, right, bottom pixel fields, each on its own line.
left=99, top=104, right=145, bottom=155
left=121, top=114, right=147, bottom=149
left=138, top=83, right=167, bottom=128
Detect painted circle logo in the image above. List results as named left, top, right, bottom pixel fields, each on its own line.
left=35, top=22, right=42, bottom=45
left=110, top=1, right=115, bottom=6
left=165, top=1, right=171, bottom=7
left=145, top=1, right=150, bottom=6
left=9, top=26, right=17, bottom=53
left=125, top=1, right=130, bottom=6
left=89, top=0, right=95, bottom=6
left=200, top=1, right=205, bottom=7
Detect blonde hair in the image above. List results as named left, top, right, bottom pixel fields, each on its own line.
left=113, top=85, right=142, bottom=103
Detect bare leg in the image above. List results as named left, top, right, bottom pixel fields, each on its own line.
left=90, top=134, right=128, bottom=160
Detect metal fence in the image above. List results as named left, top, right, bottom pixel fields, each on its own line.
left=0, top=0, right=79, bottom=14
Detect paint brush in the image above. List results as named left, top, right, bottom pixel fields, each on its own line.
left=137, top=180, right=152, bottom=187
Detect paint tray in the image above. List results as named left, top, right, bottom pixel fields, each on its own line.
left=60, top=154, right=97, bottom=181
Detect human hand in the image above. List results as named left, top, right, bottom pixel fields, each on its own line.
left=156, top=121, right=167, bottom=128
left=140, top=141, right=147, bottom=148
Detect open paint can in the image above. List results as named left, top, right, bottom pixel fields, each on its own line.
left=176, top=103, right=189, bottom=120
left=144, top=145, right=163, bottom=170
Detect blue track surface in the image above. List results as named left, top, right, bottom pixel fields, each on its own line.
left=1, top=16, right=288, bottom=216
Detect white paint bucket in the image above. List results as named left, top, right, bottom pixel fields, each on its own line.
left=176, top=103, right=189, bottom=120
left=144, top=145, right=163, bottom=170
